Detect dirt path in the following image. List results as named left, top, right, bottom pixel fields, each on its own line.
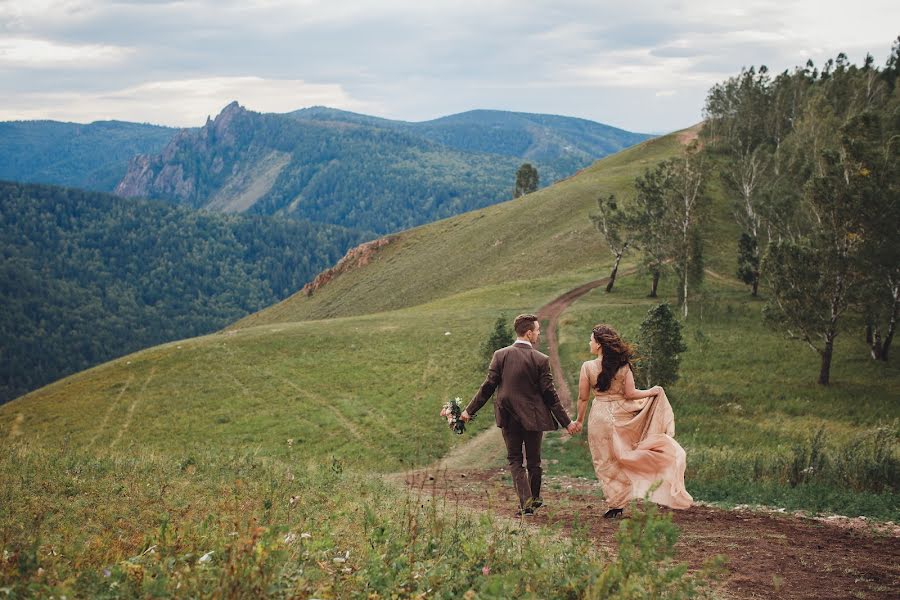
left=406, top=274, right=900, bottom=599
left=537, top=269, right=636, bottom=408
left=405, top=469, right=900, bottom=600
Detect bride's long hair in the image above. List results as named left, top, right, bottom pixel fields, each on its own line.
left=592, top=324, right=635, bottom=392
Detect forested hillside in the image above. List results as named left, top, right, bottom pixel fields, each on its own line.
left=0, top=181, right=370, bottom=403
left=288, top=107, right=651, bottom=179
left=0, top=120, right=178, bottom=192
left=116, top=103, right=651, bottom=234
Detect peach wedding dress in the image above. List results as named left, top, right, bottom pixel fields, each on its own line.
left=581, top=361, right=693, bottom=510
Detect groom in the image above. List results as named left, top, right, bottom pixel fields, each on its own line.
left=462, top=314, right=580, bottom=516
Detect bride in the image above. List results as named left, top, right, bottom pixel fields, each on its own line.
left=574, top=324, right=693, bottom=517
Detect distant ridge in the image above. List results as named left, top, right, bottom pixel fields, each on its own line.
left=112, top=102, right=652, bottom=235
left=288, top=106, right=652, bottom=171
left=0, top=120, right=178, bottom=192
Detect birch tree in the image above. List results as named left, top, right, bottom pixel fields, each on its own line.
left=590, top=194, right=630, bottom=292
left=667, top=144, right=709, bottom=319
left=631, top=163, right=672, bottom=298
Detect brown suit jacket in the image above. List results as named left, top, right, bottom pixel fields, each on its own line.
left=466, top=341, right=572, bottom=431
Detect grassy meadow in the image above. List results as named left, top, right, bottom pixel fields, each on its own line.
left=2, top=126, right=898, bottom=595
left=1, top=275, right=724, bottom=597
left=546, top=273, right=900, bottom=520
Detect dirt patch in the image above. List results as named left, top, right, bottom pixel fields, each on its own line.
left=302, top=236, right=395, bottom=296
left=677, top=122, right=705, bottom=146
left=405, top=468, right=900, bottom=600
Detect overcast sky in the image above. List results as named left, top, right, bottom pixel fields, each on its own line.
left=1, top=1, right=897, bottom=133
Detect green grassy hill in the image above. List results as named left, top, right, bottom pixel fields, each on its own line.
left=1, top=125, right=897, bottom=597
left=231, top=131, right=706, bottom=326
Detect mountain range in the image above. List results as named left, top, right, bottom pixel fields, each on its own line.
left=114, top=102, right=651, bottom=234
left=0, top=104, right=651, bottom=236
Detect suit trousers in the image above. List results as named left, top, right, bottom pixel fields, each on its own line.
left=501, top=419, right=544, bottom=508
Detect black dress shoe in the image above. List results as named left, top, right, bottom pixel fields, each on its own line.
left=530, top=498, right=543, bottom=509
left=516, top=507, right=535, bottom=517
left=603, top=508, right=623, bottom=519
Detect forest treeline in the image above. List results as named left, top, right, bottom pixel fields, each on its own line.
left=593, top=38, right=899, bottom=384
left=0, top=181, right=370, bottom=403
left=0, top=120, right=177, bottom=192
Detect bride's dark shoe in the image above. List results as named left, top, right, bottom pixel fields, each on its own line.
left=603, top=508, right=623, bottom=519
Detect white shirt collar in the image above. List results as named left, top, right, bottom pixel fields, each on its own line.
left=515, top=338, right=532, bottom=347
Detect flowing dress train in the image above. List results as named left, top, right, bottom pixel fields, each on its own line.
left=583, top=361, right=693, bottom=510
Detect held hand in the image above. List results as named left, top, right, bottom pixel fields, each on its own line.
left=566, top=421, right=580, bottom=435
left=461, top=410, right=471, bottom=423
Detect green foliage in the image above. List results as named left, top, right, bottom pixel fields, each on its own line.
left=0, top=120, right=176, bottom=191
left=237, top=128, right=689, bottom=326
left=290, top=107, right=653, bottom=175
left=591, top=196, right=628, bottom=252
left=0, top=442, right=716, bottom=599
left=589, top=499, right=724, bottom=599
left=513, top=162, right=539, bottom=198
left=629, top=163, right=671, bottom=296
left=622, top=146, right=710, bottom=313
left=705, top=43, right=900, bottom=382
left=0, top=180, right=369, bottom=403
left=635, top=303, right=688, bottom=388
left=480, top=315, right=515, bottom=369
left=762, top=240, right=838, bottom=352
left=736, top=232, right=760, bottom=292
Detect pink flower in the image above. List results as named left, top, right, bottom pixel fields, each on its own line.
left=482, top=565, right=490, bottom=576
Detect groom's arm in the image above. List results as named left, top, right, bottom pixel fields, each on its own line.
left=465, top=351, right=501, bottom=419
left=539, top=358, right=572, bottom=428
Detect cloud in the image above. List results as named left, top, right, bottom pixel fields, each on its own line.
left=0, top=0, right=897, bottom=133
left=0, top=76, right=378, bottom=126
left=0, top=36, right=133, bottom=67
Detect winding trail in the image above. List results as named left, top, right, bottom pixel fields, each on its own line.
left=404, top=270, right=900, bottom=599
left=536, top=268, right=637, bottom=409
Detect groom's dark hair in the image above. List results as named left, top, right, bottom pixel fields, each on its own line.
left=514, top=314, right=539, bottom=337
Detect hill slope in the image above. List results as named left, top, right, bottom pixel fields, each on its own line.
left=230, top=131, right=703, bottom=326
left=0, top=181, right=369, bottom=404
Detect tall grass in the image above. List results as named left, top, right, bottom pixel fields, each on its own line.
left=0, top=442, right=722, bottom=598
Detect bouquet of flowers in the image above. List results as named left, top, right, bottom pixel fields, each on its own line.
left=440, top=397, right=471, bottom=435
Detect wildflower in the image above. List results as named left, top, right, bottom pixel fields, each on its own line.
left=103, top=568, right=111, bottom=577
left=284, top=533, right=298, bottom=544
left=482, top=565, right=491, bottom=576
